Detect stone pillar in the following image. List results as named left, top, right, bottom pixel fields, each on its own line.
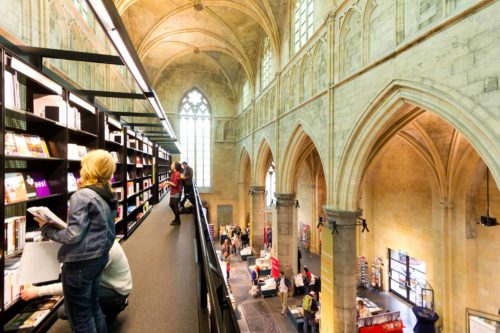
left=274, top=193, right=296, bottom=276
left=250, top=186, right=266, bottom=252
left=324, top=206, right=362, bottom=333
left=440, top=202, right=454, bottom=332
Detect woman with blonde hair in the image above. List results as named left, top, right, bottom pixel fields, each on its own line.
left=35, top=149, right=117, bottom=333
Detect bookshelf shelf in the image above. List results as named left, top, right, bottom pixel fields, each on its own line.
left=5, top=193, right=64, bottom=207
left=5, top=107, right=65, bottom=129
left=5, top=156, right=64, bottom=162
left=68, top=128, right=98, bottom=139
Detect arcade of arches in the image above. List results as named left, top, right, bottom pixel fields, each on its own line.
left=2, top=0, right=499, bottom=332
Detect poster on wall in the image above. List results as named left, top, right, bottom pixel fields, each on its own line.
left=271, top=257, right=280, bottom=278
left=467, top=309, right=500, bottom=333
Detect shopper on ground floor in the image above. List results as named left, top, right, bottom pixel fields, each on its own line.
left=276, top=271, right=290, bottom=315
left=303, top=291, right=319, bottom=333
left=35, top=150, right=117, bottom=333
left=21, top=241, right=132, bottom=320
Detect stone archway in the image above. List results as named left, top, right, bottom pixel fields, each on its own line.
left=335, top=80, right=500, bottom=332
left=237, top=148, right=252, bottom=229
left=335, top=79, right=500, bottom=212
left=275, top=123, right=327, bottom=276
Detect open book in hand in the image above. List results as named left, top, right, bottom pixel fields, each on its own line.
left=27, top=206, right=67, bottom=230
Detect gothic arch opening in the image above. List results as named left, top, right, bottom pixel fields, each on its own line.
left=356, top=109, right=500, bottom=331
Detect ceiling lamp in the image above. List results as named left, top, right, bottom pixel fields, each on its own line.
left=479, top=168, right=498, bottom=227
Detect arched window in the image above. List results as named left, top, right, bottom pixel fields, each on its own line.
left=294, top=0, right=314, bottom=53
left=242, top=80, right=251, bottom=110
left=261, top=36, right=272, bottom=89
left=179, top=89, right=211, bottom=188
left=265, top=163, right=276, bottom=207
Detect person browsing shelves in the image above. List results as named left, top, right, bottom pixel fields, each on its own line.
left=34, top=149, right=117, bottom=333
left=21, top=241, right=132, bottom=320
left=166, top=162, right=183, bottom=225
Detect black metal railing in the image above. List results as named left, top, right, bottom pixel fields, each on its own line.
left=192, top=186, right=241, bottom=333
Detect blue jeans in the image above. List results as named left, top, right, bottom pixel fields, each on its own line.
left=98, top=286, right=129, bottom=319
left=62, top=256, right=108, bottom=333
left=303, top=315, right=316, bottom=333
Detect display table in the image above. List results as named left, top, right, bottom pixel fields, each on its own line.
left=357, top=297, right=383, bottom=315
left=259, top=277, right=277, bottom=297
left=357, top=311, right=402, bottom=333
left=287, top=305, right=304, bottom=332
left=240, top=247, right=252, bottom=261
left=412, top=306, right=439, bottom=333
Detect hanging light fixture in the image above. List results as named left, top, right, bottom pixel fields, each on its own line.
left=480, top=167, right=498, bottom=226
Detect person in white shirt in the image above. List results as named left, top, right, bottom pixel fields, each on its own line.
left=21, top=241, right=132, bottom=320
left=357, top=300, right=372, bottom=319
left=275, top=271, right=290, bottom=315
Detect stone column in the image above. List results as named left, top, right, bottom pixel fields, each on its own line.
left=250, top=186, right=266, bottom=252
left=274, top=192, right=296, bottom=276
left=324, top=206, right=362, bottom=333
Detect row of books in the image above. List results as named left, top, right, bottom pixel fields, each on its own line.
left=67, top=144, right=88, bottom=161
left=128, top=139, right=153, bottom=155
left=5, top=132, right=51, bottom=158
left=107, top=130, right=123, bottom=145
left=4, top=258, right=25, bottom=308
left=5, top=172, right=51, bottom=204
left=4, top=216, right=26, bottom=256
left=34, top=94, right=82, bottom=129
left=126, top=180, right=153, bottom=197
left=126, top=155, right=153, bottom=166
left=4, top=296, right=62, bottom=331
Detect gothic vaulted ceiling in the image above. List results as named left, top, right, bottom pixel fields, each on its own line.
left=114, top=0, right=287, bottom=95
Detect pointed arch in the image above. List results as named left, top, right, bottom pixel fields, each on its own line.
left=238, top=147, right=252, bottom=183
left=255, top=138, right=275, bottom=186
left=335, top=79, right=500, bottom=210
left=279, top=122, right=327, bottom=193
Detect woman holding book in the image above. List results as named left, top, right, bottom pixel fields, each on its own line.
left=34, top=149, right=117, bottom=333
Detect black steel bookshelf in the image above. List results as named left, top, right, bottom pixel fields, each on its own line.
left=0, top=45, right=174, bottom=332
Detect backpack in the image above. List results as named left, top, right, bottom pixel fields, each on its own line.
left=303, top=295, right=314, bottom=313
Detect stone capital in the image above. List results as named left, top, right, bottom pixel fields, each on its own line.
left=249, top=185, right=266, bottom=194
left=323, top=206, right=363, bottom=225
left=274, top=192, right=296, bottom=206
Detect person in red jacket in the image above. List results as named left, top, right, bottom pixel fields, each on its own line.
left=166, top=162, right=183, bottom=225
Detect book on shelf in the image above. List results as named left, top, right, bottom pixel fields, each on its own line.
left=135, top=156, right=143, bottom=168
left=4, top=309, right=51, bottom=331
left=25, top=231, right=43, bottom=242
left=4, top=216, right=26, bottom=256
left=77, top=145, right=88, bottom=159
left=23, top=295, right=62, bottom=312
left=31, top=172, right=51, bottom=197
left=5, top=131, right=18, bottom=156
left=4, top=258, right=23, bottom=308
left=23, top=174, right=37, bottom=199
left=127, top=182, right=134, bottom=196
left=68, top=172, right=78, bottom=192
left=14, top=133, right=30, bottom=156
left=27, top=207, right=67, bottom=230
left=68, top=144, right=88, bottom=160
left=5, top=172, right=28, bottom=204
left=110, top=131, right=123, bottom=145
left=128, top=139, right=137, bottom=149
left=136, top=196, right=141, bottom=207
left=116, top=205, right=123, bottom=222
left=67, top=106, right=81, bottom=130
left=135, top=182, right=140, bottom=193
left=127, top=205, right=136, bottom=214
left=25, top=134, right=47, bottom=157
left=33, top=94, right=67, bottom=126
left=113, top=188, right=124, bottom=202
left=110, top=151, right=120, bottom=163
left=4, top=70, right=20, bottom=108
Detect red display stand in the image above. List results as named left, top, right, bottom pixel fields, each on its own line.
left=359, top=320, right=404, bottom=333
